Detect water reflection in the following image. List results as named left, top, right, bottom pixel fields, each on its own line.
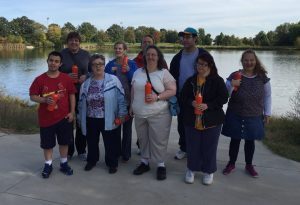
left=0, top=48, right=300, bottom=116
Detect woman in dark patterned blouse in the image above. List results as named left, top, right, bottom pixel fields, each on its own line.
left=222, top=49, right=272, bottom=178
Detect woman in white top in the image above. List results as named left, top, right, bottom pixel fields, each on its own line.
left=130, top=45, right=176, bottom=180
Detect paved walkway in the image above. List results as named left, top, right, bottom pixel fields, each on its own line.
left=0, top=119, right=299, bottom=205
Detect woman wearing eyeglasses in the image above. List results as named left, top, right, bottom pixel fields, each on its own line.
left=77, top=54, right=127, bottom=174
left=131, top=45, right=176, bottom=180
left=180, top=52, right=228, bottom=185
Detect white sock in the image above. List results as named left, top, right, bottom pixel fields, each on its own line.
left=45, top=160, right=52, bottom=165
left=141, top=158, right=149, bottom=165
left=60, top=157, right=67, bottom=163
left=157, top=162, right=165, bottom=167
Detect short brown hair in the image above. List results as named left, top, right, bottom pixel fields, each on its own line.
left=66, top=32, right=81, bottom=43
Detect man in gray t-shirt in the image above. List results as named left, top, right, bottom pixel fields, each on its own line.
left=170, top=27, right=207, bottom=160
left=60, top=32, right=90, bottom=160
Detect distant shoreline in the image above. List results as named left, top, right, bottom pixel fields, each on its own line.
left=1, top=43, right=299, bottom=51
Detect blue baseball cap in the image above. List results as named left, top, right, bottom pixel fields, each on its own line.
left=178, top=27, right=198, bottom=37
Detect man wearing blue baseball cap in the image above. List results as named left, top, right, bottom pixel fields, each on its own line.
left=170, top=27, right=208, bottom=160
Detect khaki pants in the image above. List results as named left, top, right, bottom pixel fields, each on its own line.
left=134, top=111, right=172, bottom=164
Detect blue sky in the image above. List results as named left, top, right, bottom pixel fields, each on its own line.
left=1, top=0, right=299, bottom=38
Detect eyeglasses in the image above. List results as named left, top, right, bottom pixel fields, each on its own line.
left=92, top=62, right=105, bottom=67
left=197, top=63, right=209, bottom=67
left=180, top=35, right=193, bottom=40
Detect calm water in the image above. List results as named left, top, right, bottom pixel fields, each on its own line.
left=0, top=49, right=300, bottom=116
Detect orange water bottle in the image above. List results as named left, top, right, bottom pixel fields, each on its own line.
left=47, top=93, right=59, bottom=111
left=114, top=115, right=131, bottom=125
left=71, top=65, right=78, bottom=83
left=121, top=56, right=128, bottom=73
left=233, top=71, right=242, bottom=91
left=194, top=93, right=203, bottom=115
left=114, top=118, right=122, bottom=125
left=145, top=81, right=152, bottom=103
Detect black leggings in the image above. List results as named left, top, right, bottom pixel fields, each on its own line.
left=229, top=139, right=255, bottom=165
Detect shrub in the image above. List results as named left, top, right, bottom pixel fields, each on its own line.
left=0, top=92, right=38, bottom=133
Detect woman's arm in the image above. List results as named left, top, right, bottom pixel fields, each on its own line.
left=264, top=81, right=272, bottom=118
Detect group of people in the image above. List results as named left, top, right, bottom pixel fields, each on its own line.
left=29, top=27, right=272, bottom=185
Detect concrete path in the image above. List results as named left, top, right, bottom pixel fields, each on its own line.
left=0, top=119, right=299, bottom=205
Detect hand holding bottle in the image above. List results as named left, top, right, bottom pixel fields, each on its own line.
left=114, top=115, right=131, bottom=125
left=145, top=81, right=152, bottom=103
left=47, top=93, right=59, bottom=111
left=232, top=71, right=242, bottom=91
left=194, top=93, right=203, bottom=115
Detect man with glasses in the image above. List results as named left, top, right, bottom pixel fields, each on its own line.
left=170, top=27, right=208, bottom=160
left=60, top=32, right=90, bottom=160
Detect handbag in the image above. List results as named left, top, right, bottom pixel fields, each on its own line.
left=145, top=67, right=179, bottom=116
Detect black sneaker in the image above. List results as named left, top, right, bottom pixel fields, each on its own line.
left=108, top=167, right=118, bottom=174
left=121, top=157, right=130, bottom=163
left=133, top=163, right=150, bottom=175
left=42, top=163, right=53, bottom=179
left=60, top=162, right=73, bottom=176
left=156, top=166, right=166, bottom=180
left=84, top=163, right=96, bottom=171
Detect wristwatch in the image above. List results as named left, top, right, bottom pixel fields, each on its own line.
left=157, top=95, right=160, bottom=101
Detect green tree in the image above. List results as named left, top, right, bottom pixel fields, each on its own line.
left=214, top=33, right=242, bottom=46
left=295, top=37, right=300, bottom=48
left=213, top=32, right=225, bottom=45
left=106, top=24, right=124, bottom=42
left=0, top=17, right=10, bottom=37
left=47, top=23, right=62, bottom=47
left=254, top=31, right=270, bottom=46
left=159, top=29, right=167, bottom=42
left=275, top=23, right=292, bottom=46
left=61, top=22, right=76, bottom=42
left=134, top=26, right=149, bottom=43
left=7, top=35, right=23, bottom=43
left=242, top=37, right=254, bottom=46
left=77, top=22, right=97, bottom=42
left=267, top=31, right=276, bottom=46
left=31, top=23, right=47, bottom=47
left=289, top=22, right=300, bottom=46
left=94, top=30, right=110, bottom=45
left=165, top=30, right=178, bottom=43
left=9, top=16, right=35, bottom=43
left=124, top=27, right=136, bottom=43
left=203, top=34, right=213, bottom=45
left=197, top=28, right=205, bottom=45
left=197, top=28, right=212, bottom=45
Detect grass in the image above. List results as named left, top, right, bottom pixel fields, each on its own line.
left=0, top=93, right=39, bottom=133
left=264, top=116, right=300, bottom=162
left=79, top=42, right=300, bottom=51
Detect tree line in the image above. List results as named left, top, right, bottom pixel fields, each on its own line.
left=0, top=16, right=300, bottom=48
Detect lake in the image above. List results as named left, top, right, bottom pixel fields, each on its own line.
left=0, top=48, right=299, bottom=116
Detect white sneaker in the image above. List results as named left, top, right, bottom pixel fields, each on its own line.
left=202, top=173, right=213, bottom=185
left=185, top=169, right=194, bottom=184
left=78, top=153, right=87, bottom=161
left=174, top=150, right=187, bottom=160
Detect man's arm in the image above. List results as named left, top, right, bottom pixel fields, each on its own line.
left=65, top=94, right=76, bottom=122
